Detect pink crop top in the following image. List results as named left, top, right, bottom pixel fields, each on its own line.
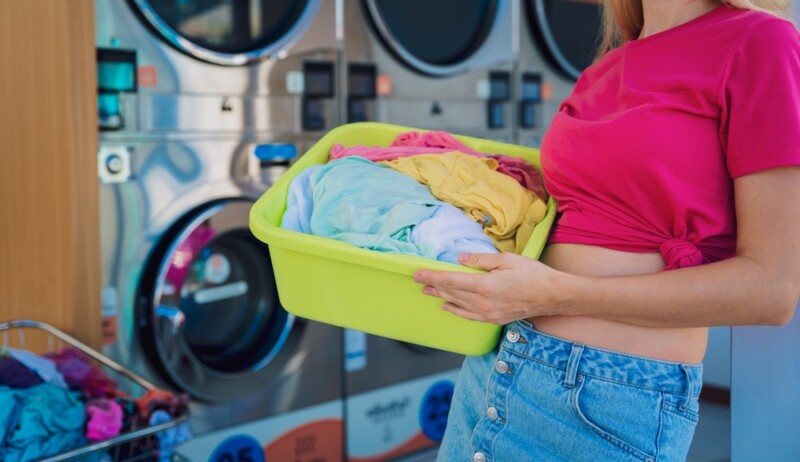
left=540, top=6, right=800, bottom=270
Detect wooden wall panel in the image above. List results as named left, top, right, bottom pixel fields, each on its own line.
left=0, top=0, right=101, bottom=350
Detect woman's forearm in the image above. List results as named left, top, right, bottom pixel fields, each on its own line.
left=555, top=256, right=798, bottom=328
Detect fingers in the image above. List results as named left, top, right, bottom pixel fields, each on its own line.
left=414, top=268, right=482, bottom=290
left=457, top=252, right=507, bottom=271
left=440, top=303, right=485, bottom=322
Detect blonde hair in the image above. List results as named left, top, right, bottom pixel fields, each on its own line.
left=597, top=0, right=794, bottom=56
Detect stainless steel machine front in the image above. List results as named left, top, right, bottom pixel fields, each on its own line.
left=95, top=0, right=346, bottom=451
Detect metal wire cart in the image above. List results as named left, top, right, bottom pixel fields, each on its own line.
left=0, top=320, right=191, bottom=461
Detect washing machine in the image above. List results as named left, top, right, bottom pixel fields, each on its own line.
left=342, top=330, right=463, bottom=462
left=95, top=1, right=345, bottom=460
left=514, top=0, right=603, bottom=147
left=338, top=3, right=516, bottom=460
left=341, top=0, right=518, bottom=143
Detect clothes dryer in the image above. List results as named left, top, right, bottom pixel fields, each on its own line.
left=95, top=1, right=345, bottom=460
left=341, top=0, right=518, bottom=143
left=515, top=0, right=603, bottom=147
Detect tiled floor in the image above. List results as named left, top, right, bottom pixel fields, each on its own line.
left=400, top=398, right=732, bottom=462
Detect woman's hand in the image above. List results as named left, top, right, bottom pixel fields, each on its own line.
left=413, top=252, right=568, bottom=325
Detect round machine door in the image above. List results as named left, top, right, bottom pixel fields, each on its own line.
left=140, top=200, right=295, bottom=402
left=526, top=0, right=603, bottom=80
left=129, top=0, right=317, bottom=65
left=364, top=0, right=501, bottom=76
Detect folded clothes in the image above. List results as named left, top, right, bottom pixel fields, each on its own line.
left=282, top=157, right=498, bottom=262
left=330, top=130, right=548, bottom=201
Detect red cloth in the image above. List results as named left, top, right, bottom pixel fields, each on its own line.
left=135, top=389, right=189, bottom=420
left=541, top=6, right=800, bottom=270
left=45, top=348, right=118, bottom=398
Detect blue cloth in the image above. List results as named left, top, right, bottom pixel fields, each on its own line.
left=149, top=410, right=192, bottom=462
left=282, top=157, right=498, bottom=262
left=0, top=384, right=87, bottom=462
left=438, top=321, right=703, bottom=462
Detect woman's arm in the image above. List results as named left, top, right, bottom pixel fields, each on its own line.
left=413, top=167, right=800, bottom=328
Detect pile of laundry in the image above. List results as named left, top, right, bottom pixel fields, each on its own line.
left=0, top=345, right=190, bottom=462
left=282, top=130, right=548, bottom=263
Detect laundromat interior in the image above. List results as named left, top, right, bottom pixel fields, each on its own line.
left=1, top=1, right=798, bottom=461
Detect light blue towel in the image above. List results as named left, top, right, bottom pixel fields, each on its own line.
left=282, top=157, right=498, bottom=262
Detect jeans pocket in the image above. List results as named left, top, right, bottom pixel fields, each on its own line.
left=657, top=398, right=700, bottom=462
left=571, top=376, right=659, bottom=462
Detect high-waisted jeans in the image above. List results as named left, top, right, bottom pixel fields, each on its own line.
left=437, top=320, right=703, bottom=462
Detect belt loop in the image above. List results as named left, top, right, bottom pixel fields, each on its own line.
left=679, top=365, right=701, bottom=410
left=564, top=344, right=584, bottom=388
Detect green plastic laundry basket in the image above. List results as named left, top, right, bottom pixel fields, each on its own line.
left=249, top=122, right=557, bottom=356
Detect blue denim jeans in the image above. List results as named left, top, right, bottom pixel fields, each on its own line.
left=438, top=321, right=703, bottom=462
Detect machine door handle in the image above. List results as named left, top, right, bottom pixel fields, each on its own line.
left=155, top=305, right=186, bottom=362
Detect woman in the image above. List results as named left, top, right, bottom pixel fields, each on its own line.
left=415, top=0, right=800, bottom=460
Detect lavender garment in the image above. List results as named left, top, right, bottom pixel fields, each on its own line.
left=411, top=206, right=498, bottom=264
left=0, top=359, right=44, bottom=389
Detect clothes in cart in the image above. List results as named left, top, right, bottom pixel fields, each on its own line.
left=0, top=345, right=190, bottom=461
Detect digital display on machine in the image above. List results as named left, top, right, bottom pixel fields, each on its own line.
left=489, top=71, right=510, bottom=101
left=348, top=64, right=377, bottom=99
left=522, top=73, right=542, bottom=102
left=96, top=48, right=137, bottom=92
left=303, top=61, right=334, bottom=98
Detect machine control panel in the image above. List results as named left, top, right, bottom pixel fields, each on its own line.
left=347, top=63, right=377, bottom=123
left=487, top=71, right=511, bottom=129
left=519, top=72, right=543, bottom=129
left=96, top=48, right=137, bottom=131
left=98, top=146, right=132, bottom=183
left=302, top=61, right=335, bottom=131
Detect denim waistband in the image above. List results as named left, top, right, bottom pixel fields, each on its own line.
left=503, top=320, right=703, bottom=397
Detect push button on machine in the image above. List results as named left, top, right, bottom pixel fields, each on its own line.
left=495, top=360, right=509, bottom=374
left=506, top=329, right=520, bottom=343
left=486, top=406, right=499, bottom=421
left=472, top=452, right=487, bottom=462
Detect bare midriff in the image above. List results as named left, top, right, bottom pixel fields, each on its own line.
left=529, top=243, right=707, bottom=364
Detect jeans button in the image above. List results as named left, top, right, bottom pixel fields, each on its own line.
left=495, top=360, right=509, bottom=374
left=506, top=329, right=520, bottom=343
left=472, top=452, right=487, bottom=462
left=486, top=406, right=499, bottom=421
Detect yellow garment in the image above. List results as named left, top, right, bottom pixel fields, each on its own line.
left=381, top=152, right=547, bottom=254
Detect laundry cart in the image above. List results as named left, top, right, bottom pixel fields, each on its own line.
left=0, top=320, right=190, bottom=461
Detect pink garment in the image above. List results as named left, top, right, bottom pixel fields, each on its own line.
left=165, top=224, right=215, bottom=291
left=541, top=6, right=800, bottom=270
left=86, top=399, right=124, bottom=441
left=330, top=130, right=548, bottom=201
